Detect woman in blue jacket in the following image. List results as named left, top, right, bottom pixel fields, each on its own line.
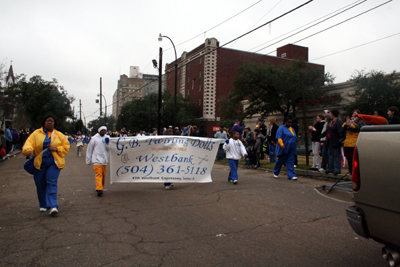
left=273, top=116, right=297, bottom=180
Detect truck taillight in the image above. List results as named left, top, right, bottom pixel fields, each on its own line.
left=352, top=146, right=360, bottom=191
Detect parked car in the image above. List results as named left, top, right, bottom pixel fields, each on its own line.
left=346, top=125, right=400, bottom=267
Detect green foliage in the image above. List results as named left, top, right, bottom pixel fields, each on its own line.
left=344, top=70, right=400, bottom=116
left=87, top=115, right=116, bottom=135
left=116, top=91, right=200, bottom=133
left=9, top=75, right=74, bottom=130
left=221, top=60, right=334, bottom=120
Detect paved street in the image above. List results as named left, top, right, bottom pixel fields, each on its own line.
left=0, top=149, right=385, bottom=267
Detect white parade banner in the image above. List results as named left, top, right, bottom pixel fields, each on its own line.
left=109, top=136, right=219, bottom=183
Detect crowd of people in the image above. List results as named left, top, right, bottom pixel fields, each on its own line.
left=4, top=105, right=399, bottom=217
left=215, top=105, right=400, bottom=184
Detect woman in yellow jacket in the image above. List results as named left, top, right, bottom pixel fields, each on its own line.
left=22, top=115, right=70, bottom=216
left=342, top=109, right=366, bottom=174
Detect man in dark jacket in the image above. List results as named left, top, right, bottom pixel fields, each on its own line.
left=388, top=106, right=400, bottom=124
left=267, top=117, right=279, bottom=163
left=253, top=128, right=265, bottom=169
left=257, top=118, right=267, bottom=159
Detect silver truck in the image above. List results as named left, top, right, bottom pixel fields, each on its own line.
left=346, top=125, right=400, bottom=267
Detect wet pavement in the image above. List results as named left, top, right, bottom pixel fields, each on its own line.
left=0, top=149, right=386, bottom=266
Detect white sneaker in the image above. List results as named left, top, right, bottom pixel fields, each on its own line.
left=318, top=168, right=325, bottom=172
left=294, top=165, right=297, bottom=168
left=290, top=177, right=298, bottom=180
left=49, top=207, right=58, bottom=216
left=39, top=208, right=47, bottom=212
left=233, top=180, right=238, bottom=184
left=273, top=174, right=279, bottom=179
left=165, top=185, right=171, bottom=190
left=6, top=154, right=10, bottom=157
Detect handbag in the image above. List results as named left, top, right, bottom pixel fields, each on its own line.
left=24, top=148, right=48, bottom=175
left=0, top=147, right=5, bottom=157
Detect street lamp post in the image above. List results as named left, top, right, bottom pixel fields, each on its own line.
left=159, top=33, right=178, bottom=128
left=97, top=93, right=107, bottom=126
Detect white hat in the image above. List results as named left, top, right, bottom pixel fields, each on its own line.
left=98, top=126, right=107, bottom=132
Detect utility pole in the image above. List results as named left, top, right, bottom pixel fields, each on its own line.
left=79, top=99, right=82, bottom=121
left=157, top=47, right=163, bottom=135
left=79, top=99, right=82, bottom=132
left=100, top=77, right=103, bottom=126
left=72, top=106, right=75, bottom=133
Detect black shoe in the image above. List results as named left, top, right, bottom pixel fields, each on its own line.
left=333, top=171, right=339, bottom=176
left=325, top=170, right=332, bottom=174
left=96, top=190, right=103, bottom=197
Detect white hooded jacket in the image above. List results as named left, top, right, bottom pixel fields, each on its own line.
left=86, top=133, right=110, bottom=165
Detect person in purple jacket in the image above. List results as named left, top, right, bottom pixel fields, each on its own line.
left=231, top=119, right=245, bottom=139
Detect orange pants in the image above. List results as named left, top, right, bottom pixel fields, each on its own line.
left=93, top=165, right=106, bottom=191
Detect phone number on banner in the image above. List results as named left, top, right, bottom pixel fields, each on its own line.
left=116, top=164, right=208, bottom=177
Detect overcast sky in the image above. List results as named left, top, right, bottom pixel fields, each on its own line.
left=1, top=0, right=399, bottom=122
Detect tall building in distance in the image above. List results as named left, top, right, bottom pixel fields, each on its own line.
left=164, top=38, right=325, bottom=135
left=112, top=66, right=159, bottom=117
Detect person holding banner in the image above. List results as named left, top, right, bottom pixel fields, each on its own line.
left=86, top=126, right=110, bottom=197
left=223, top=131, right=247, bottom=184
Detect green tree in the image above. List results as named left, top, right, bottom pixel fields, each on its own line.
left=87, top=115, right=115, bottom=135
left=221, top=60, right=334, bottom=121
left=344, top=70, right=400, bottom=115
left=117, top=92, right=200, bottom=133
left=9, top=75, right=74, bottom=131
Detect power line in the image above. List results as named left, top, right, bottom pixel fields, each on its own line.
left=252, top=0, right=366, bottom=53
left=292, top=0, right=393, bottom=45
left=171, top=0, right=264, bottom=50
left=311, top=32, right=400, bottom=61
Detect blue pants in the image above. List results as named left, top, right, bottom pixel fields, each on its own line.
left=269, top=144, right=276, bottom=163
left=327, top=142, right=342, bottom=173
left=228, top=159, right=239, bottom=181
left=273, top=152, right=296, bottom=179
left=33, top=156, right=61, bottom=208
left=217, top=144, right=225, bottom=160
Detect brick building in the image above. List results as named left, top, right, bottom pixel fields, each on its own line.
left=164, top=38, right=324, bottom=136
left=112, top=66, right=159, bottom=117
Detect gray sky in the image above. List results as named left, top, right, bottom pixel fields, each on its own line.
left=1, top=0, right=399, bottom=122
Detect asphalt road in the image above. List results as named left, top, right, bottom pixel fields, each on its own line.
left=0, top=149, right=386, bottom=267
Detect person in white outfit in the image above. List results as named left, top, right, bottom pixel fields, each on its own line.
left=223, top=131, right=247, bottom=184
left=86, top=126, right=110, bottom=197
left=75, top=131, right=84, bottom=156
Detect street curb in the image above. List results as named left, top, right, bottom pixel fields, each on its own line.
left=0, top=150, right=22, bottom=164
left=215, top=162, right=351, bottom=182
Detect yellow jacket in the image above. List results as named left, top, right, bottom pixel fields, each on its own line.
left=22, top=128, right=70, bottom=170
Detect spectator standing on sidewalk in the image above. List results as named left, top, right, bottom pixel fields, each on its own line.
left=321, top=109, right=343, bottom=176
left=22, top=115, right=70, bottom=216
left=387, top=106, right=400, bottom=124
left=309, top=114, right=325, bottom=171
left=253, top=128, right=265, bottom=169
left=231, top=120, right=245, bottom=140
left=223, top=131, right=247, bottom=184
left=11, top=128, right=20, bottom=151
left=267, top=116, right=279, bottom=163
left=319, top=110, right=331, bottom=172
left=5, top=124, right=13, bottom=156
left=86, top=126, right=110, bottom=197
left=0, top=130, right=6, bottom=159
left=342, top=109, right=365, bottom=174
left=214, top=126, right=227, bottom=160
left=257, top=118, right=267, bottom=159
left=164, top=127, right=175, bottom=190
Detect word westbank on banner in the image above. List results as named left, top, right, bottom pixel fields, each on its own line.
left=109, top=136, right=219, bottom=183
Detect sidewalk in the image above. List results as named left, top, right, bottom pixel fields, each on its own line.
left=0, top=149, right=22, bottom=163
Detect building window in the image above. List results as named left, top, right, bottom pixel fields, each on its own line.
left=187, top=76, right=190, bottom=83
left=199, top=98, right=201, bottom=106
left=188, top=63, right=190, bottom=69
left=199, top=83, right=202, bottom=92
left=187, top=88, right=189, bottom=96
left=199, top=70, right=202, bottom=78
left=200, top=57, right=202, bottom=64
